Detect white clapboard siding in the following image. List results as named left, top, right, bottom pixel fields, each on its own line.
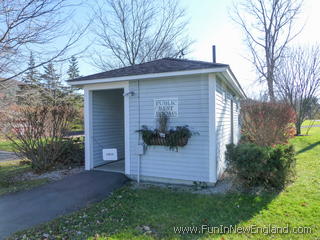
left=215, top=81, right=233, bottom=178
left=92, top=89, right=124, bottom=167
left=129, top=74, right=210, bottom=182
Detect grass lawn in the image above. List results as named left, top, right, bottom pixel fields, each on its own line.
left=71, top=123, right=84, bottom=131
left=302, top=119, right=320, bottom=126
left=9, top=128, right=320, bottom=239
left=0, top=160, right=49, bottom=196
left=0, top=138, right=15, bottom=152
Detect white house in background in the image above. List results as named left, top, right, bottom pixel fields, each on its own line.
left=68, top=47, right=246, bottom=185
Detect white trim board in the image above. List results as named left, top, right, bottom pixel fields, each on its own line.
left=83, top=81, right=131, bottom=175
left=208, top=73, right=217, bottom=183
left=222, top=68, right=246, bottom=98
left=84, top=89, right=92, bottom=170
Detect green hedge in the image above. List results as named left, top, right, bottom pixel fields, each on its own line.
left=226, top=143, right=296, bottom=189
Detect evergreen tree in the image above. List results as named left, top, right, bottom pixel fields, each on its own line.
left=41, top=62, right=65, bottom=104
left=23, top=52, right=40, bottom=85
left=42, top=63, right=61, bottom=89
left=67, top=56, right=80, bottom=80
left=18, top=52, right=42, bottom=105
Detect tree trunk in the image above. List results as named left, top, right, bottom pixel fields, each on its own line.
left=266, top=66, right=276, bottom=102
left=267, top=74, right=275, bottom=101
left=295, top=122, right=302, bottom=136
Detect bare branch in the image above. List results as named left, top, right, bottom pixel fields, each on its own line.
left=231, top=0, right=303, bottom=100
left=91, top=0, right=193, bottom=70
left=275, top=45, right=320, bottom=135
left=0, top=0, right=90, bottom=84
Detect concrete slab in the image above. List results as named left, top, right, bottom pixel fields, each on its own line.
left=95, top=160, right=125, bottom=173
left=0, top=171, right=128, bottom=239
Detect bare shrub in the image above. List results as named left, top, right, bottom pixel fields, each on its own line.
left=1, top=104, right=82, bottom=173
left=241, top=100, right=296, bottom=146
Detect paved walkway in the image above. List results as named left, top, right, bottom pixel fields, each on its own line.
left=301, top=125, right=320, bottom=128
left=0, top=151, right=19, bottom=162
left=0, top=171, right=128, bottom=239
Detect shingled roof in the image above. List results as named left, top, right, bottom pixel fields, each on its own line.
left=68, top=58, right=228, bottom=82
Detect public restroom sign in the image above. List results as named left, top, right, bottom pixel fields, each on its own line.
left=154, top=98, right=178, bottom=118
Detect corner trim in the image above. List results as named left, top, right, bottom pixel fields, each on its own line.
left=84, top=89, right=92, bottom=170
left=208, top=73, right=217, bottom=183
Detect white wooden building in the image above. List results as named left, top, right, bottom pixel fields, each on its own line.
left=68, top=48, right=246, bottom=185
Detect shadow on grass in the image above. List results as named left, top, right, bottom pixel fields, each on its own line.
left=84, top=186, right=278, bottom=240
left=9, top=186, right=279, bottom=240
left=296, top=141, right=320, bottom=154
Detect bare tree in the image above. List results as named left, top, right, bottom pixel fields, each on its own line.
left=231, top=0, right=303, bottom=101
left=0, top=0, right=89, bottom=85
left=276, top=45, right=320, bottom=135
left=91, top=0, right=192, bottom=70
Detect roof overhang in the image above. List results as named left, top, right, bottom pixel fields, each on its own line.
left=220, top=67, right=246, bottom=99
left=68, top=67, right=226, bottom=85
left=69, top=66, right=246, bottom=98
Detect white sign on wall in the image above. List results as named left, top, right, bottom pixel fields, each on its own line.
left=102, top=148, right=118, bottom=161
left=154, top=98, right=178, bottom=118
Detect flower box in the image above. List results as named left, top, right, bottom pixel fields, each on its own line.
left=137, top=125, right=196, bottom=151
left=147, top=136, right=189, bottom=147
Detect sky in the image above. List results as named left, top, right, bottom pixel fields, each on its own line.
left=75, top=0, right=320, bottom=98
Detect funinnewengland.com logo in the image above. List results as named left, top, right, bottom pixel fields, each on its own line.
left=173, top=224, right=312, bottom=235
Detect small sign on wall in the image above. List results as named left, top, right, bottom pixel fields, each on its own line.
left=154, top=98, right=178, bottom=118
left=102, top=148, right=118, bottom=161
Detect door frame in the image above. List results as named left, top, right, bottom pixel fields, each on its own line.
left=83, top=81, right=130, bottom=175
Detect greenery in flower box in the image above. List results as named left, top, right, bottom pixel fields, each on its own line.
left=136, top=125, right=197, bottom=151
left=136, top=112, right=198, bottom=150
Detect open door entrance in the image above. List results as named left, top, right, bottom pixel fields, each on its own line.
left=91, top=88, right=125, bottom=173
